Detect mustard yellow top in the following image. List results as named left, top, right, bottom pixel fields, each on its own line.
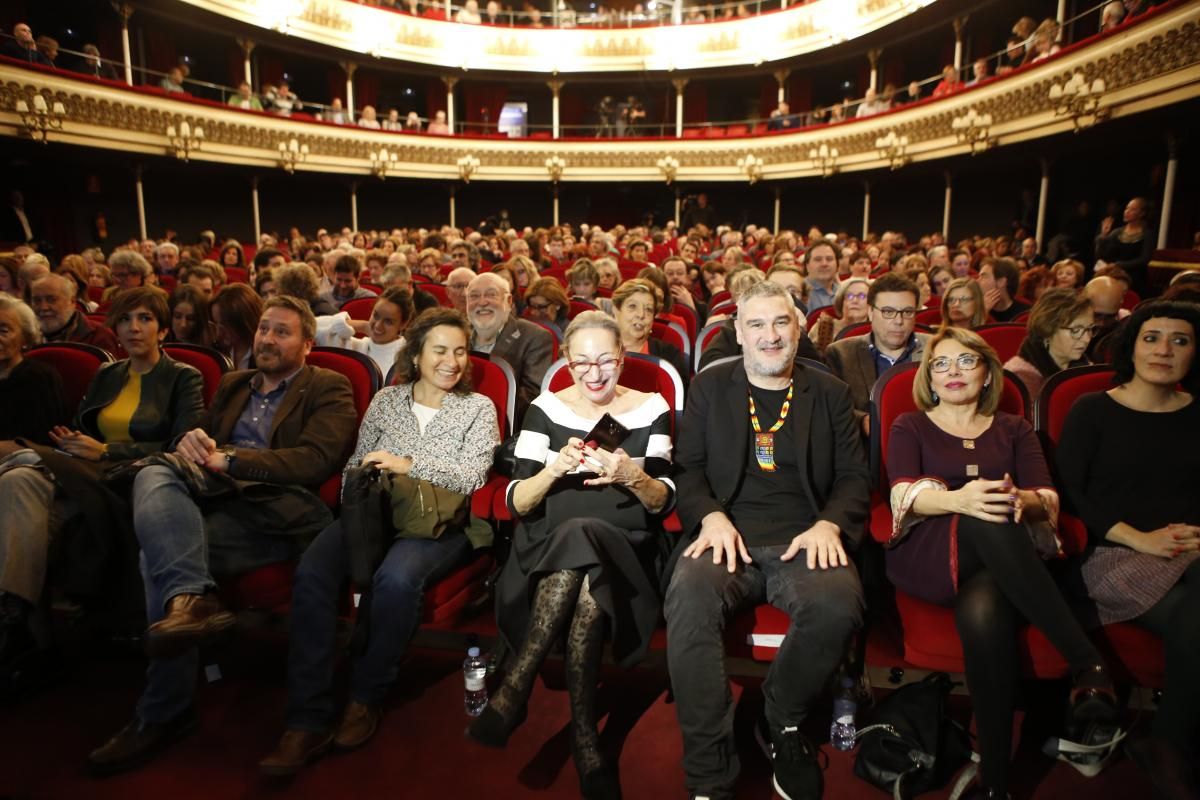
left=96, top=370, right=142, bottom=444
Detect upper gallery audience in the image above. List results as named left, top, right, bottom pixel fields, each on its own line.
left=4, top=23, right=49, bottom=65
left=88, top=296, right=357, bottom=775
left=261, top=307, right=496, bottom=776
left=470, top=311, right=674, bottom=798
left=1003, top=288, right=1095, bottom=398
left=886, top=326, right=1118, bottom=799
left=1095, top=197, right=1154, bottom=294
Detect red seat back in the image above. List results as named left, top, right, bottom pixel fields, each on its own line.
left=568, top=299, right=597, bottom=320
left=157, top=274, right=177, bottom=292
left=975, top=323, right=1027, bottom=363
left=26, top=342, right=115, bottom=414
left=651, top=319, right=690, bottom=366
left=835, top=321, right=872, bottom=341
left=709, top=290, right=732, bottom=308
left=915, top=307, right=944, bottom=327
left=86, top=286, right=105, bottom=303
left=223, top=266, right=249, bottom=284
left=420, top=283, right=453, bottom=308
left=1035, top=364, right=1117, bottom=455
left=542, top=352, right=685, bottom=438
left=469, top=354, right=516, bottom=439
left=162, top=344, right=232, bottom=406
left=306, top=347, right=382, bottom=422
left=361, top=283, right=383, bottom=295
left=671, top=302, right=699, bottom=341
left=695, top=321, right=727, bottom=372
left=341, top=296, right=378, bottom=322
left=806, top=305, right=838, bottom=330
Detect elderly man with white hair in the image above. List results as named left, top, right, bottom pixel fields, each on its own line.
left=155, top=242, right=180, bottom=277
left=466, top=272, right=553, bottom=423
left=30, top=273, right=120, bottom=353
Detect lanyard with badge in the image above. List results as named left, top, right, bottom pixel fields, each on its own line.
left=748, top=381, right=793, bottom=472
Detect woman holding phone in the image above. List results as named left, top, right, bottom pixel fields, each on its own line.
left=468, top=311, right=675, bottom=800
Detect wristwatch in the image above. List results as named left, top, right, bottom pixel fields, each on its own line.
left=220, top=445, right=237, bottom=472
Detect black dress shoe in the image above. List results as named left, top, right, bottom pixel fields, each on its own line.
left=465, top=702, right=526, bottom=748
left=579, top=763, right=622, bottom=800
left=87, top=708, right=199, bottom=776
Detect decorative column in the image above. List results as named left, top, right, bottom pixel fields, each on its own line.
left=862, top=181, right=871, bottom=241
left=445, top=0, right=452, bottom=21
left=116, top=4, right=134, bottom=86
left=553, top=185, right=560, bottom=227
left=251, top=176, right=261, bottom=244
left=1158, top=135, right=1178, bottom=249
left=942, top=171, right=952, bottom=241
left=1035, top=159, right=1050, bottom=252
left=953, top=16, right=968, bottom=72
left=548, top=80, right=564, bottom=139
left=237, top=38, right=254, bottom=86
left=867, top=49, right=882, bottom=93
left=449, top=186, right=456, bottom=229
left=444, top=76, right=459, bottom=134
left=350, top=181, right=359, bottom=232
left=134, top=165, right=147, bottom=240
left=341, top=62, right=357, bottom=118
left=773, top=187, right=782, bottom=236
left=671, top=0, right=682, bottom=25
left=773, top=69, right=791, bottom=105
left=674, top=186, right=681, bottom=227
left=672, top=78, right=688, bottom=139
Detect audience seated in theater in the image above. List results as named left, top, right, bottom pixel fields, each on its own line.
left=0, top=257, right=20, bottom=297
left=931, top=65, right=962, bottom=98
left=766, top=262, right=810, bottom=313
left=1003, top=288, right=1095, bottom=399
left=855, top=87, right=890, bottom=118
left=466, top=272, right=553, bottom=423
left=227, top=81, right=262, bottom=111
left=56, top=254, right=99, bottom=312
left=804, top=240, right=842, bottom=312
left=444, top=267, right=474, bottom=314
left=456, top=0, right=483, bottom=23
left=929, top=263, right=955, bottom=299
left=886, top=326, right=1119, bottom=799
left=321, top=255, right=376, bottom=310
left=662, top=255, right=704, bottom=322
left=317, top=286, right=414, bottom=379
left=415, top=248, right=445, bottom=284
left=966, top=57, right=991, bottom=86
left=261, top=308, right=497, bottom=776
left=0, top=288, right=205, bottom=679
left=1028, top=19, right=1062, bottom=63
left=380, top=108, right=402, bottom=131
left=426, top=110, right=451, bottom=135
left=322, top=98, right=349, bottom=125
left=105, top=250, right=155, bottom=302
left=183, top=260, right=220, bottom=299
left=166, top=284, right=213, bottom=347
left=594, top=258, right=621, bottom=294
left=1017, top=265, right=1053, bottom=305
left=0, top=296, right=68, bottom=450
left=826, top=272, right=929, bottom=436
left=1052, top=258, right=1086, bottom=291
left=612, top=279, right=689, bottom=385
left=88, top=295, right=358, bottom=775
left=813, top=277, right=871, bottom=354
left=997, top=35, right=1026, bottom=74
left=31, top=273, right=121, bottom=353
left=274, top=262, right=339, bottom=317
left=700, top=268, right=819, bottom=371
left=523, top=277, right=571, bottom=334
left=77, top=44, right=119, bottom=80
left=940, top=277, right=987, bottom=330
left=264, top=82, right=302, bottom=116
left=18, top=254, right=50, bottom=301
left=468, top=311, right=673, bottom=797
left=211, top=283, right=263, bottom=370
left=4, top=23, right=50, bottom=65
left=357, top=105, right=381, bottom=130
left=1095, top=197, right=1154, bottom=295
left=951, top=248, right=973, bottom=278
left=666, top=279, right=868, bottom=800
left=1056, top=300, right=1200, bottom=799
left=403, top=111, right=423, bottom=132
left=159, top=67, right=186, bottom=94
left=978, top=257, right=1030, bottom=323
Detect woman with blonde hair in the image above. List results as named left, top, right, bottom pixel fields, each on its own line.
left=940, top=277, right=988, bottom=329
left=814, top=277, right=871, bottom=353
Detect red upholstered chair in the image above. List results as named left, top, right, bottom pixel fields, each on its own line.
left=694, top=320, right=727, bottom=373
left=834, top=321, right=872, bottom=341
left=524, top=318, right=561, bottom=360
left=162, top=344, right=232, bottom=406
left=671, top=302, right=699, bottom=341
left=361, top=283, right=383, bottom=295
left=681, top=127, right=704, bottom=139
left=223, top=266, right=249, bottom=284
left=751, top=121, right=769, bottom=135
left=568, top=299, right=598, bottom=319
left=703, top=126, right=726, bottom=138
left=709, top=301, right=736, bottom=319
left=975, top=323, right=1027, bottom=364
left=651, top=319, right=691, bottom=367
left=1011, top=310, right=1031, bottom=324
left=915, top=307, right=944, bottom=327
left=709, top=290, right=732, bottom=308
left=1120, top=289, right=1141, bottom=311
left=341, top=296, right=378, bottom=322
left=724, top=124, right=749, bottom=137
left=26, top=342, right=115, bottom=413
left=87, top=286, right=106, bottom=304
left=925, top=294, right=943, bottom=309
left=158, top=275, right=177, bottom=292
left=805, top=305, right=838, bottom=331
left=540, top=352, right=685, bottom=437
left=420, top=283, right=453, bottom=308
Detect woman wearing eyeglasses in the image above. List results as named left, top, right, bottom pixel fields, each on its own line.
left=886, top=327, right=1118, bottom=799
left=1004, top=289, right=1095, bottom=399
left=613, top=279, right=689, bottom=386
left=940, top=278, right=988, bottom=330
left=523, top=277, right=571, bottom=334
left=814, top=277, right=871, bottom=353
left=469, top=311, right=674, bottom=800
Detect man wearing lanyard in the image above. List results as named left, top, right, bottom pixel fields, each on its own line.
left=666, top=280, right=870, bottom=800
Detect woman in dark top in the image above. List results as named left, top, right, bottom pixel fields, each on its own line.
left=0, top=296, right=68, bottom=448
left=1057, top=301, right=1200, bottom=795
left=0, top=288, right=204, bottom=666
left=613, top=279, right=689, bottom=385
left=1095, top=197, right=1155, bottom=295
left=469, top=311, right=674, bottom=800
left=1003, top=288, right=1095, bottom=400
left=886, top=327, right=1117, bottom=799
left=166, top=284, right=212, bottom=347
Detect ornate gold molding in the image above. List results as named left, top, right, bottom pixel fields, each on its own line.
left=1, top=6, right=1197, bottom=182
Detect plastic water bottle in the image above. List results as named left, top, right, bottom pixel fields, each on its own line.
left=463, top=646, right=488, bottom=717
left=830, top=675, right=858, bottom=752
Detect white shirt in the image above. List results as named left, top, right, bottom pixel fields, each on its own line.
left=412, top=402, right=439, bottom=435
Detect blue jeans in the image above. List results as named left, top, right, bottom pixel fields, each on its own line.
left=132, top=464, right=297, bottom=724
left=664, top=544, right=864, bottom=798
left=285, top=519, right=472, bottom=731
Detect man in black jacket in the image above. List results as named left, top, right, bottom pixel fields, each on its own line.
left=665, top=280, right=869, bottom=800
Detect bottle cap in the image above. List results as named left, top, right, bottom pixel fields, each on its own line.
left=468, top=647, right=480, bottom=657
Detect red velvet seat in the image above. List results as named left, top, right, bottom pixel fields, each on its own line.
left=419, top=283, right=453, bottom=308
left=671, top=302, right=699, bottom=342
left=158, top=275, right=177, bottom=292
left=25, top=342, right=115, bottom=413
left=162, top=344, right=232, bottom=406
left=223, top=266, right=249, bottom=284
left=805, top=305, right=838, bottom=330
left=568, top=299, right=597, bottom=319
left=724, top=124, right=749, bottom=137
left=709, top=290, right=731, bottom=307
left=361, top=283, right=383, bottom=295
left=341, top=296, right=378, bottom=322
left=694, top=320, right=727, bottom=373
left=651, top=319, right=691, bottom=368
left=703, top=126, right=726, bottom=138
left=975, top=323, right=1027, bottom=364
left=914, top=307, right=944, bottom=327
left=86, top=286, right=105, bottom=304
left=681, top=127, right=704, bottom=139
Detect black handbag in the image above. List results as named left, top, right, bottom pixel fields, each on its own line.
left=339, top=465, right=392, bottom=589
left=853, top=672, right=977, bottom=800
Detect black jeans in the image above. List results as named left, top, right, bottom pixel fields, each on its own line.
left=664, top=543, right=864, bottom=798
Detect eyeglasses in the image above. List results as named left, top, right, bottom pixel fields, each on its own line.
left=1063, top=324, right=1100, bottom=340
left=873, top=306, right=918, bottom=320
left=930, top=354, right=983, bottom=373
left=845, top=292, right=868, bottom=302
left=567, top=356, right=621, bottom=375
left=526, top=300, right=552, bottom=312
left=945, top=296, right=973, bottom=306
left=466, top=289, right=505, bottom=302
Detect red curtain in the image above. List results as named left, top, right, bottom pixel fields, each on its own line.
left=426, top=77, right=447, bottom=118
left=226, top=44, right=244, bottom=87
left=463, top=82, right=507, bottom=133
left=356, top=70, right=380, bottom=110
left=560, top=91, right=587, bottom=129
left=143, top=29, right=177, bottom=77
left=787, top=74, right=811, bottom=114
left=683, top=82, right=707, bottom=125
left=759, top=77, right=776, bottom=117
left=258, top=53, right=285, bottom=88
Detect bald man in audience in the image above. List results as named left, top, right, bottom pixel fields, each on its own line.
left=444, top=267, right=475, bottom=313
left=1084, top=275, right=1127, bottom=360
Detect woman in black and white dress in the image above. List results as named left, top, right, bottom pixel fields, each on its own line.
left=468, top=310, right=675, bottom=800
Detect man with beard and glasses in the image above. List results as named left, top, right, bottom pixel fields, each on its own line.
left=88, top=296, right=358, bottom=776
left=665, top=280, right=869, bottom=800
left=465, top=272, right=553, bottom=424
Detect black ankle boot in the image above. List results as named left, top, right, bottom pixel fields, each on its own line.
left=578, top=763, right=621, bottom=800
left=465, top=701, right=526, bottom=748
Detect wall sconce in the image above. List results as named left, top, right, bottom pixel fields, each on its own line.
left=15, top=94, right=65, bottom=144
left=166, top=119, right=204, bottom=161
left=545, top=155, right=567, bottom=183
left=656, top=155, right=680, bottom=184
left=951, top=108, right=993, bottom=155
left=369, top=147, right=398, bottom=179
left=1049, top=73, right=1107, bottom=131
left=277, top=138, right=309, bottom=173
left=874, top=129, right=910, bottom=169
left=457, top=153, right=480, bottom=182
left=808, top=143, right=839, bottom=177
left=736, top=153, right=763, bottom=184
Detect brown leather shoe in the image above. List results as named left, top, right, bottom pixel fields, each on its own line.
left=145, top=593, right=236, bottom=659
left=333, top=702, right=381, bottom=750
left=87, top=708, right=199, bottom=776
left=258, top=729, right=334, bottom=777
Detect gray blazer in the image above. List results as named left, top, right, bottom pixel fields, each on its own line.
left=479, top=316, right=554, bottom=425
left=825, top=332, right=929, bottom=428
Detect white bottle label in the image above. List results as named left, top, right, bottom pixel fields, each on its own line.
left=836, top=714, right=854, bottom=725
left=466, top=675, right=486, bottom=692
